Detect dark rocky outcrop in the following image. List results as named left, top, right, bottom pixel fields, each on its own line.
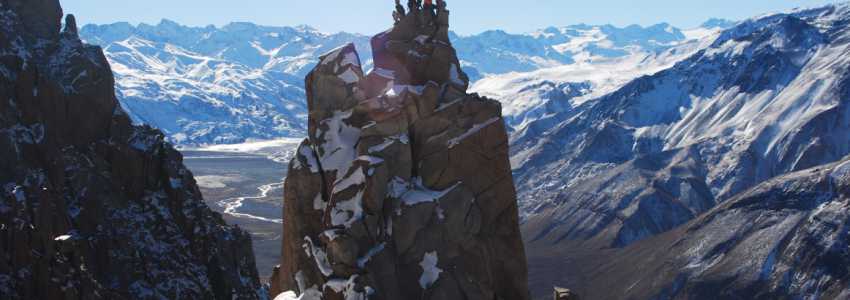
left=0, top=0, right=262, bottom=299
left=271, top=3, right=529, bottom=300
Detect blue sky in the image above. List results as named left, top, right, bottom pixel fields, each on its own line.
left=62, top=0, right=844, bottom=35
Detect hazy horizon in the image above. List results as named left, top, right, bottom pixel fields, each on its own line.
left=63, top=0, right=845, bottom=35
left=76, top=16, right=730, bottom=37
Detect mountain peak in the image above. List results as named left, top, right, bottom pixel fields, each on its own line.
left=222, top=21, right=258, bottom=32
left=293, top=24, right=319, bottom=33
left=700, top=17, right=736, bottom=28
left=271, top=4, right=529, bottom=299
left=156, top=18, right=183, bottom=28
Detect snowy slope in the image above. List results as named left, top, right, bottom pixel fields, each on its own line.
left=470, top=36, right=716, bottom=133
left=453, top=23, right=690, bottom=76
left=80, top=21, right=373, bottom=145
left=468, top=22, right=732, bottom=133
left=683, top=18, right=738, bottom=40
left=517, top=3, right=850, bottom=249
left=528, top=156, right=850, bottom=299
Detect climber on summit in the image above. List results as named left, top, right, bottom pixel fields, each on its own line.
left=395, top=0, right=405, bottom=15
left=424, top=0, right=446, bottom=43
left=424, top=0, right=437, bottom=21
left=393, top=0, right=405, bottom=23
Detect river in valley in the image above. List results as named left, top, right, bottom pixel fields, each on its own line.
left=181, top=139, right=301, bottom=280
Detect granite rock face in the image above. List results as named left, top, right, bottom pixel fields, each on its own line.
left=0, top=0, right=263, bottom=299
left=271, top=4, right=529, bottom=300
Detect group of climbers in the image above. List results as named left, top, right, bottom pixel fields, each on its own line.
left=393, top=0, right=445, bottom=24
left=368, top=0, right=458, bottom=88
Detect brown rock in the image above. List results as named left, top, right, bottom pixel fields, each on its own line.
left=273, top=3, right=529, bottom=299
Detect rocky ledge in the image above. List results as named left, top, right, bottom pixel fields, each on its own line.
left=271, top=2, right=529, bottom=300
left=0, top=0, right=263, bottom=298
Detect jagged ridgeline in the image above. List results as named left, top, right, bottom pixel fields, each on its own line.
left=0, top=0, right=263, bottom=299
left=271, top=3, right=530, bottom=300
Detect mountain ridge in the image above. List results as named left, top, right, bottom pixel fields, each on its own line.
left=518, top=3, right=850, bottom=297
left=517, top=2, right=850, bottom=245
left=78, top=18, right=732, bottom=145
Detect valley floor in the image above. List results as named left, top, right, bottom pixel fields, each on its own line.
left=181, top=139, right=301, bottom=280
left=178, top=139, right=622, bottom=292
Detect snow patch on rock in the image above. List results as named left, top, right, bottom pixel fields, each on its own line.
left=303, top=237, right=333, bottom=277
left=447, top=117, right=500, bottom=148
left=418, top=252, right=442, bottom=289
left=389, top=177, right=460, bottom=206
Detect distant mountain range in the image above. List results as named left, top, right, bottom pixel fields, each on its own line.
left=80, top=21, right=372, bottom=144
left=80, top=19, right=733, bottom=145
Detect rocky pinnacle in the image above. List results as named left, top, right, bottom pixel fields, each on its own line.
left=271, top=3, right=530, bottom=300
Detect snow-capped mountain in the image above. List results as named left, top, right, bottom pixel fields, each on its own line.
left=453, top=22, right=691, bottom=78
left=683, top=18, right=739, bottom=40
left=469, top=22, right=734, bottom=133
left=80, top=19, right=732, bottom=145
left=517, top=3, right=850, bottom=249
left=80, top=21, right=373, bottom=144
left=470, top=37, right=715, bottom=133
